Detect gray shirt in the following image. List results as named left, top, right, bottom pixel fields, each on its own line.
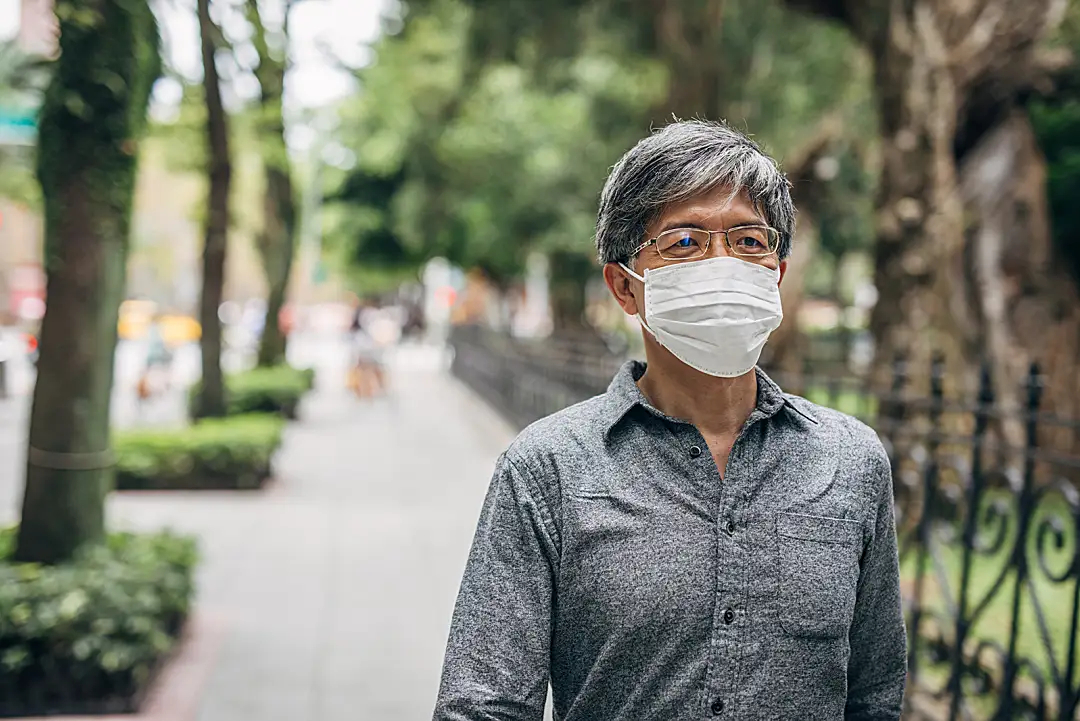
left=435, top=361, right=906, bottom=720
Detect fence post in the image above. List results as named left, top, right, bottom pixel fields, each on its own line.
left=997, top=363, right=1044, bottom=718
left=948, top=362, right=995, bottom=720
left=908, top=354, right=945, bottom=687
left=884, top=354, right=908, bottom=473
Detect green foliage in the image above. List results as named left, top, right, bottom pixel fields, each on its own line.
left=327, top=0, right=666, bottom=286
left=814, top=141, right=876, bottom=261
left=114, top=413, right=285, bottom=490
left=328, top=0, right=874, bottom=292
left=1030, top=20, right=1080, bottom=289
left=188, top=365, right=315, bottom=419
left=0, top=528, right=197, bottom=715
left=0, top=40, right=51, bottom=206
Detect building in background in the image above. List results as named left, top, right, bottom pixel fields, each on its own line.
left=17, top=0, right=57, bottom=58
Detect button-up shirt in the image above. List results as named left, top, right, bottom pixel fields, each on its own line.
left=434, top=361, right=907, bottom=720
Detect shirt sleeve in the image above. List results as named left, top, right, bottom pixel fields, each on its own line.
left=845, top=441, right=908, bottom=720
left=433, top=452, right=558, bottom=721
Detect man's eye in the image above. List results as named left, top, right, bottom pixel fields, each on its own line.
left=675, top=236, right=695, bottom=247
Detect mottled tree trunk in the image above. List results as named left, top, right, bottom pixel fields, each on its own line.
left=549, top=250, right=594, bottom=332
left=763, top=212, right=817, bottom=378
left=764, top=120, right=843, bottom=376
left=957, top=112, right=1080, bottom=460
left=648, top=0, right=728, bottom=121
left=247, top=0, right=297, bottom=368
left=193, top=0, right=232, bottom=419
left=785, top=0, right=1073, bottom=400
left=15, top=0, right=160, bottom=564
left=256, top=166, right=295, bottom=367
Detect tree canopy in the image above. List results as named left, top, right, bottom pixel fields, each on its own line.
left=325, top=0, right=877, bottom=296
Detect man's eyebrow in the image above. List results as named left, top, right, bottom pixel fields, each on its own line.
left=655, top=216, right=766, bottom=235
left=656, top=221, right=708, bottom=235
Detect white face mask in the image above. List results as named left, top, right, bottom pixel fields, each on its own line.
left=620, top=256, right=783, bottom=378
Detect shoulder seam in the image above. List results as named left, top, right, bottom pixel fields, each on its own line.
left=504, top=451, right=562, bottom=556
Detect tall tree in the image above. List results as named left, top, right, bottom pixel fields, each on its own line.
left=15, top=0, right=161, bottom=564
left=356, top=0, right=868, bottom=336
left=193, top=0, right=232, bottom=419
left=782, top=0, right=1080, bottom=441
left=247, top=0, right=297, bottom=367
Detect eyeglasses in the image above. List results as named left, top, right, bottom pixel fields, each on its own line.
left=630, top=225, right=780, bottom=262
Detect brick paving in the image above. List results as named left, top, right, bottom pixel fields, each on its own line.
left=0, top=341, right=517, bottom=721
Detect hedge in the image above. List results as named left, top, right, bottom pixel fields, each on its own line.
left=188, top=365, right=316, bottom=420
left=114, top=413, right=286, bottom=491
left=0, top=529, right=197, bottom=717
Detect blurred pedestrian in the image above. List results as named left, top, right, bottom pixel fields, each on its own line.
left=434, top=120, right=906, bottom=721
left=347, top=302, right=386, bottom=399
left=137, top=318, right=172, bottom=408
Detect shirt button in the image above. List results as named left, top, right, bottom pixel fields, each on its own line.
left=723, top=608, right=735, bottom=624
left=726, top=519, right=736, bottom=535
left=689, top=445, right=702, bottom=458
left=711, top=698, right=724, bottom=715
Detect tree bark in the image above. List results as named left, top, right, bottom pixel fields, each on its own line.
left=193, top=0, right=232, bottom=419
left=548, top=250, right=594, bottom=332
left=763, top=116, right=844, bottom=375
left=647, top=0, right=728, bottom=121
left=784, top=0, right=1071, bottom=397
left=247, top=0, right=298, bottom=368
left=957, top=112, right=1080, bottom=462
left=15, top=0, right=160, bottom=564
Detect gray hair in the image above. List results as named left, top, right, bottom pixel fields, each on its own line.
left=595, top=120, right=796, bottom=265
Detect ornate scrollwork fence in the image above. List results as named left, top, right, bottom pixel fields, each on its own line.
left=449, top=324, right=1080, bottom=720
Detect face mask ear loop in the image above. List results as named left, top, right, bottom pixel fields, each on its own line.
left=619, top=261, right=646, bottom=284
left=618, top=262, right=659, bottom=340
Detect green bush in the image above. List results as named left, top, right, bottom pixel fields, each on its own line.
left=115, top=413, right=286, bottom=491
left=189, top=365, right=316, bottom=419
left=0, top=529, right=197, bottom=716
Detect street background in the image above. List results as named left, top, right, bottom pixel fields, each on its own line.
left=2, top=0, right=1080, bottom=719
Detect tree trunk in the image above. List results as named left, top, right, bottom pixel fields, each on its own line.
left=784, top=0, right=1070, bottom=395
left=957, top=111, right=1080, bottom=464
left=247, top=0, right=297, bottom=368
left=648, top=0, right=728, bottom=121
left=256, top=166, right=295, bottom=367
left=763, top=118, right=843, bottom=376
left=763, top=211, right=817, bottom=378
left=193, top=0, right=232, bottom=419
left=548, top=250, right=594, bottom=333
left=15, top=0, right=160, bottom=564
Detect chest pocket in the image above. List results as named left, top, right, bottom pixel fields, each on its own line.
left=775, top=512, right=862, bottom=639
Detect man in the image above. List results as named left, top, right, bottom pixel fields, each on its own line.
left=434, top=120, right=907, bottom=720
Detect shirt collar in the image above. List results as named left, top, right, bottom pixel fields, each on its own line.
left=602, top=360, right=817, bottom=441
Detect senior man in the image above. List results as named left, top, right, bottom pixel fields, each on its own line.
left=433, top=120, right=907, bottom=721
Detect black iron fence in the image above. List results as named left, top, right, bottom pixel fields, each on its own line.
left=448, top=324, right=1080, bottom=720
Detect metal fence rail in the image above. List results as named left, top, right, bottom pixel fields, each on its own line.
left=448, top=325, right=1080, bottom=720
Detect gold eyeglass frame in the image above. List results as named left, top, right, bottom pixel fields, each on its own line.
left=630, top=225, right=781, bottom=262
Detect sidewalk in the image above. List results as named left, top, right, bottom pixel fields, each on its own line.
left=1, top=342, right=518, bottom=720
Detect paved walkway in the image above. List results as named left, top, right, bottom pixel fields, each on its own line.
left=0, top=341, right=518, bottom=721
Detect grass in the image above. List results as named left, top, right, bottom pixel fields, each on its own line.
left=901, top=491, right=1080, bottom=704
left=801, top=384, right=878, bottom=420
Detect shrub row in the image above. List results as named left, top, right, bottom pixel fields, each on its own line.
left=188, top=365, right=316, bottom=420
left=0, top=529, right=198, bottom=717
left=114, top=413, right=286, bottom=491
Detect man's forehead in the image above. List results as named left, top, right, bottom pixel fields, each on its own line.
left=650, top=186, right=763, bottom=228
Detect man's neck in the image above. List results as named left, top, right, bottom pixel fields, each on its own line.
left=636, top=338, right=758, bottom=438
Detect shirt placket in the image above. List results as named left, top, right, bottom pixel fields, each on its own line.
left=701, top=410, right=768, bottom=719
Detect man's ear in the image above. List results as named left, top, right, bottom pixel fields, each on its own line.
left=602, top=262, right=642, bottom=317
left=778, top=259, right=788, bottom=287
